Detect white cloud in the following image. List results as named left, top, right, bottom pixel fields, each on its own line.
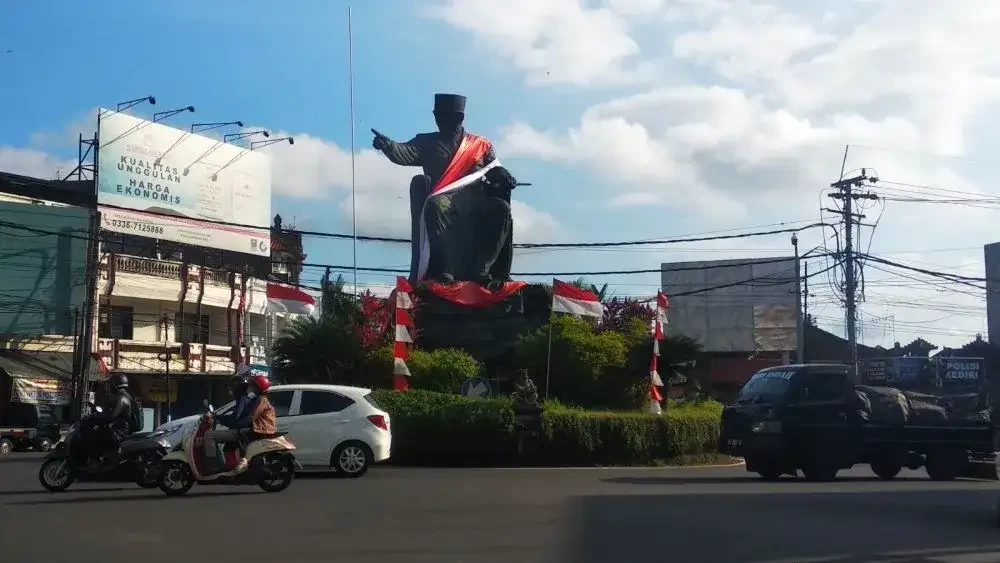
left=0, top=147, right=77, bottom=180
left=253, top=128, right=563, bottom=243
left=426, top=0, right=648, bottom=86
left=438, top=0, right=1000, bottom=346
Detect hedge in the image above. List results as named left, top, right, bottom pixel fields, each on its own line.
left=369, top=389, right=722, bottom=467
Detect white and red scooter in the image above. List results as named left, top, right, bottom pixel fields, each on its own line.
left=156, top=401, right=298, bottom=496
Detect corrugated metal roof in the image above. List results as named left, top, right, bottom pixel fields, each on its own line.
left=0, top=351, right=73, bottom=381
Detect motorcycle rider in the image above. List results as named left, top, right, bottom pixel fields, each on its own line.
left=230, top=374, right=279, bottom=473
left=205, top=366, right=253, bottom=467
left=90, top=373, right=135, bottom=464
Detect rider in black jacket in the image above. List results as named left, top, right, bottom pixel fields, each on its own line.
left=91, top=373, right=134, bottom=462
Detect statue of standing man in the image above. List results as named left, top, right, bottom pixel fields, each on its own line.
left=371, top=94, right=520, bottom=289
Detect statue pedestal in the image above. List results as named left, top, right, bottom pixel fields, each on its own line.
left=413, top=282, right=550, bottom=364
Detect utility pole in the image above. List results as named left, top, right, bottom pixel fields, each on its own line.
left=803, top=261, right=809, bottom=333
left=793, top=234, right=803, bottom=364
left=826, top=169, right=879, bottom=381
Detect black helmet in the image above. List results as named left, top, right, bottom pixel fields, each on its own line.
left=109, top=373, right=128, bottom=390
left=230, top=375, right=248, bottom=395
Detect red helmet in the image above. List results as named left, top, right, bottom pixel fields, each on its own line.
left=249, top=375, right=271, bottom=394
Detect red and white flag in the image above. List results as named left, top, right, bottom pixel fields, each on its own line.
left=267, top=283, right=316, bottom=315
left=649, top=291, right=669, bottom=415
left=392, top=277, right=414, bottom=391
left=551, top=279, right=604, bottom=318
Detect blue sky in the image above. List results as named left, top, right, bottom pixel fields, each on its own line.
left=3, top=0, right=1000, bottom=348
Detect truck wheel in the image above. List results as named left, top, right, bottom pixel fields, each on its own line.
left=0, top=438, right=12, bottom=456
left=802, top=452, right=839, bottom=482
left=870, top=460, right=902, bottom=480
left=926, top=450, right=965, bottom=481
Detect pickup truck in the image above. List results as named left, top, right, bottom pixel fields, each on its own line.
left=719, top=363, right=996, bottom=481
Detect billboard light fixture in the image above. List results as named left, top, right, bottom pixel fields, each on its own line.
left=153, top=105, right=195, bottom=123
left=251, top=137, right=294, bottom=150
left=224, top=130, right=268, bottom=144
left=191, top=121, right=244, bottom=133
left=114, top=96, right=157, bottom=113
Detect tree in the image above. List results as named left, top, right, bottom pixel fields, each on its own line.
left=321, top=273, right=360, bottom=323
left=569, top=277, right=611, bottom=302
left=356, top=291, right=391, bottom=351
left=598, top=297, right=654, bottom=334
left=515, top=315, right=627, bottom=407
left=271, top=316, right=366, bottom=385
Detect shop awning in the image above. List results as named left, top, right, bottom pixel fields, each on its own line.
left=0, top=351, right=75, bottom=405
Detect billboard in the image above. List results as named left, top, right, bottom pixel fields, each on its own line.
left=97, top=109, right=272, bottom=256
left=661, top=257, right=798, bottom=353
left=862, top=357, right=985, bottom=392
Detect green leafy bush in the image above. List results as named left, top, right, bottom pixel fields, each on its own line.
left=369, top=389, right=721, bottom=467
left=515, top=315, right=628, bottom=407
left=363, top=346, right=480, bottom=393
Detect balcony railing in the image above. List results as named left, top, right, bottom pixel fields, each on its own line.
left=96, top=338, right=245, bottom=375
left=103, top=254, right=246, bottom=289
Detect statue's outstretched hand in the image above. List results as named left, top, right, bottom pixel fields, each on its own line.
left=371, top=128, right=391, bottom=150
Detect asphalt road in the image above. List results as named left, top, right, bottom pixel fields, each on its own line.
left=3, top=454, right=1000, bottom=563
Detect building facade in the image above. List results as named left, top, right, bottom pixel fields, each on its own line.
left=94, top=214, right=306, bottom=426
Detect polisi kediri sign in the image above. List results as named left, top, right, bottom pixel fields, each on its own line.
left=97, top=109, right=271, bottom=256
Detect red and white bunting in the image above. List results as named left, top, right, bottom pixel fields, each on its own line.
left=551, top=279, right=604, bottom=318
left=649, top=291, right=669, bottom=415
left=392, top=277, right=414, bottom=391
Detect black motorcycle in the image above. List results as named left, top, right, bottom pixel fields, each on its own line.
left=38, top=407, right=170, bottom=492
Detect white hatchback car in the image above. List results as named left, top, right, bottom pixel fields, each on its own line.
left=155, top=384, right=391, bottom=477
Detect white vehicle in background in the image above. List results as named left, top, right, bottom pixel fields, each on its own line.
left=155, top=384, right=391, bottom=477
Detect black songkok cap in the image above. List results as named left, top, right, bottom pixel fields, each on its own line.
left=434, top=93, right=467, bottom=114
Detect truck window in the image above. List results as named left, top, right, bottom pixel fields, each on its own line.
left=798, top=371, right=847, bottom=402
left=738, top=369, right=796, bottom=403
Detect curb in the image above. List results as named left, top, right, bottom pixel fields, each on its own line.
left=381, top=459, right=746, bottom=471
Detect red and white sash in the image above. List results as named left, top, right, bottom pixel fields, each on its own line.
left=416, top=133, right=501, bottom=281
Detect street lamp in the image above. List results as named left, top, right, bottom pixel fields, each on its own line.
left=153, top=105, right=195, bottom=123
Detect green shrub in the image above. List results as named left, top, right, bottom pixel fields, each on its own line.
left=371, top=389, right=515, bottom=466
left=515, top=316, right=628, bottom=407
left=407, top=348, right=480, bottom=393
left=370, top=389, right=721, bottom=467
left=362, top=346, right=480, bottom=393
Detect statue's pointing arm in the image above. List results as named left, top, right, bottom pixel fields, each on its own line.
left=378, top=134, right=424, bottom=167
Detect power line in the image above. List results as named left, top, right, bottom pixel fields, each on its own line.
left=91, top=201, right=833, bottom=249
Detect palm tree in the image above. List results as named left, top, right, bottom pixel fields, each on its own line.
left=569, top=277, right=612, bottom=302
left=322, top=273, right=361, bottom=323
left=271, top=315, right=366, bottom=385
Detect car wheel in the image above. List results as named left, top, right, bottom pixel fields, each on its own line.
left=0, top=438, right=13, bottom=456
left=39, top=458, right=75, bottom=492
left=331, top=442, right=373, bottom=478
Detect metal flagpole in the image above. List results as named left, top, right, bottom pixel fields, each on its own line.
left=544, top=321, right=553, bottom=401
left=348, top=5, right=359, bottom=298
